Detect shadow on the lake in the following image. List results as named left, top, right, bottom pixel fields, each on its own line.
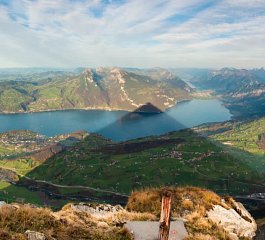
left=97, top=102, right=187, bottom=141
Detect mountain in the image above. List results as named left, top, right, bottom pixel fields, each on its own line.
left=188, top=68, right=265, bottom=118
left=0, top=69, right=75, bottom=83
left=0, top=68, right=193, bottom=113
left=250, top=68, right=265, bottom=83
left=169, top=68, right=213, bottom=87
left=0, top=81, right=36, bottom=112
left=190, top=68, right=265, bottom=96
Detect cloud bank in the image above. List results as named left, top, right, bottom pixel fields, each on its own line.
left=0, top=0, right=264, bottom=68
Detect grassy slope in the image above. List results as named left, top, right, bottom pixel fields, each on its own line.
left=196, top=117, right=265, bottom=175
left=0, top=181, right=42, bottom=205
left=0, top=118, right=264, bottom=206
left=0, top=69, right=192, bottom=113
left=0, top=82, right=35, bottom=112
left=27, top=130, right=262, bottom=196
left=0, top=130, right=86, bottom=207
left=212, top=118, right=265, bottom=155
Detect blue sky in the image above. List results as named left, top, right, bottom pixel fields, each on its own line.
left=0, top=0, right=264, bottom=68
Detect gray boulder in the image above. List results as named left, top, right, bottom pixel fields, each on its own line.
left=25, top=231, right=46, bottom=240
left=207, top=202, right=257, bottom=240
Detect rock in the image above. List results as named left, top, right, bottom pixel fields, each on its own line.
left=97, top=221, right=109, bottom=228
left=207, top=204, right=257, bottom=240
left=71, top=203, right=124, bottom=218
left=25, top=230, right=46, bottom=240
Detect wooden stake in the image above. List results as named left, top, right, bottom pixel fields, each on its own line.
left=159, top=188, right=173, bottom=240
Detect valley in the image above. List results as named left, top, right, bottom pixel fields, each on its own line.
left=1, top=67, right=265, bottom=121
left=1, top=0, right=265, bottom=238
left=181, top=67, right=265, bottom=119
left=0, top=116, right=264, bottom=212
left=0, top=67, right=265, bottom=217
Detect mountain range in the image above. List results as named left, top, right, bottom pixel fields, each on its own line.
left=1, top=67, right=265, bottom=119
left=189, top=68, right=265, bottom=96
left=179, top=67, right=265, bottom=118
left=0, top=67, right=192, bottom=113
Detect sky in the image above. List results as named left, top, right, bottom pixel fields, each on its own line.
left=0, top=0, right=264, bottom=68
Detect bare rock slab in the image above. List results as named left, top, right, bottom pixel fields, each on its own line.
left=125, top=221, right=188, bottom=240
left=25, top=231, right=46, bottom=240
left=207, top=203, right=257, bottom=240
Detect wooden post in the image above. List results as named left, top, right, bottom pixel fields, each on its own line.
left=159, top=188, right=173, bottom=240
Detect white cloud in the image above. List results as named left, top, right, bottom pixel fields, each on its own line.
left=0, top=0, right=264, bottom=68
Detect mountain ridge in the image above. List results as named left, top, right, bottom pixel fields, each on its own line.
left=0, top=67, right=193, bottom=113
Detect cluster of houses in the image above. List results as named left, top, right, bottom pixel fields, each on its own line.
left=0, top=130, right=52, bottom=153
left=0, top=130, right=84, bottom=159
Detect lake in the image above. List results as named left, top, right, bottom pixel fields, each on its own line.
left=0, top=99, right=231, bottom=141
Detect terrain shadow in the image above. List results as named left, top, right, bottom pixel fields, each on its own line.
left=96, top=102, right=187, bottom=141
left=0, top=103, right=265, bottom=218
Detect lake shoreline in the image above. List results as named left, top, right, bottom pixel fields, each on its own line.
left=0, top=99, right=232, bottom=140
left=0, top=99, right=193, bottom=115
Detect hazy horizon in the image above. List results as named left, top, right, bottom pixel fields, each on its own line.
left=0, top=0, right=265, bottom=68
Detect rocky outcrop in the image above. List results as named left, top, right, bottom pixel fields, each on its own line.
left=0, top=202, right=136, bottom=240
left=70, top=203, right=124, bottom=218
left=207, top=202, right=257, bottom=240
left=53, top=202, right=155, bottom=230
left=25, top=231, right=46, bottom=240
left=126, top=187, right=258, bottom=240
left=0, top=187, right=258, bottom=240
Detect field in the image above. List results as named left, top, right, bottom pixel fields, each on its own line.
left=196, top=118, right=265, bottom=175
left=0, top=181, right=42, bottom=205
left=0, top=118, right=264, bottom=207
left=26, top=129, right=264, bottom=196
left=212, top=118, right=265, bottom=155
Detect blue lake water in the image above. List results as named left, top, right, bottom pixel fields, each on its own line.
left=0, top=99, right=231, bottom=141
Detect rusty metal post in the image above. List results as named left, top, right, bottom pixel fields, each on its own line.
left=159, top=189, right=173, bottom=240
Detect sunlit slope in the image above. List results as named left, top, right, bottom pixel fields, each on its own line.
left=195, top=117, right=265, bottom=179
left=0, top=68, right=192, bottom=113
